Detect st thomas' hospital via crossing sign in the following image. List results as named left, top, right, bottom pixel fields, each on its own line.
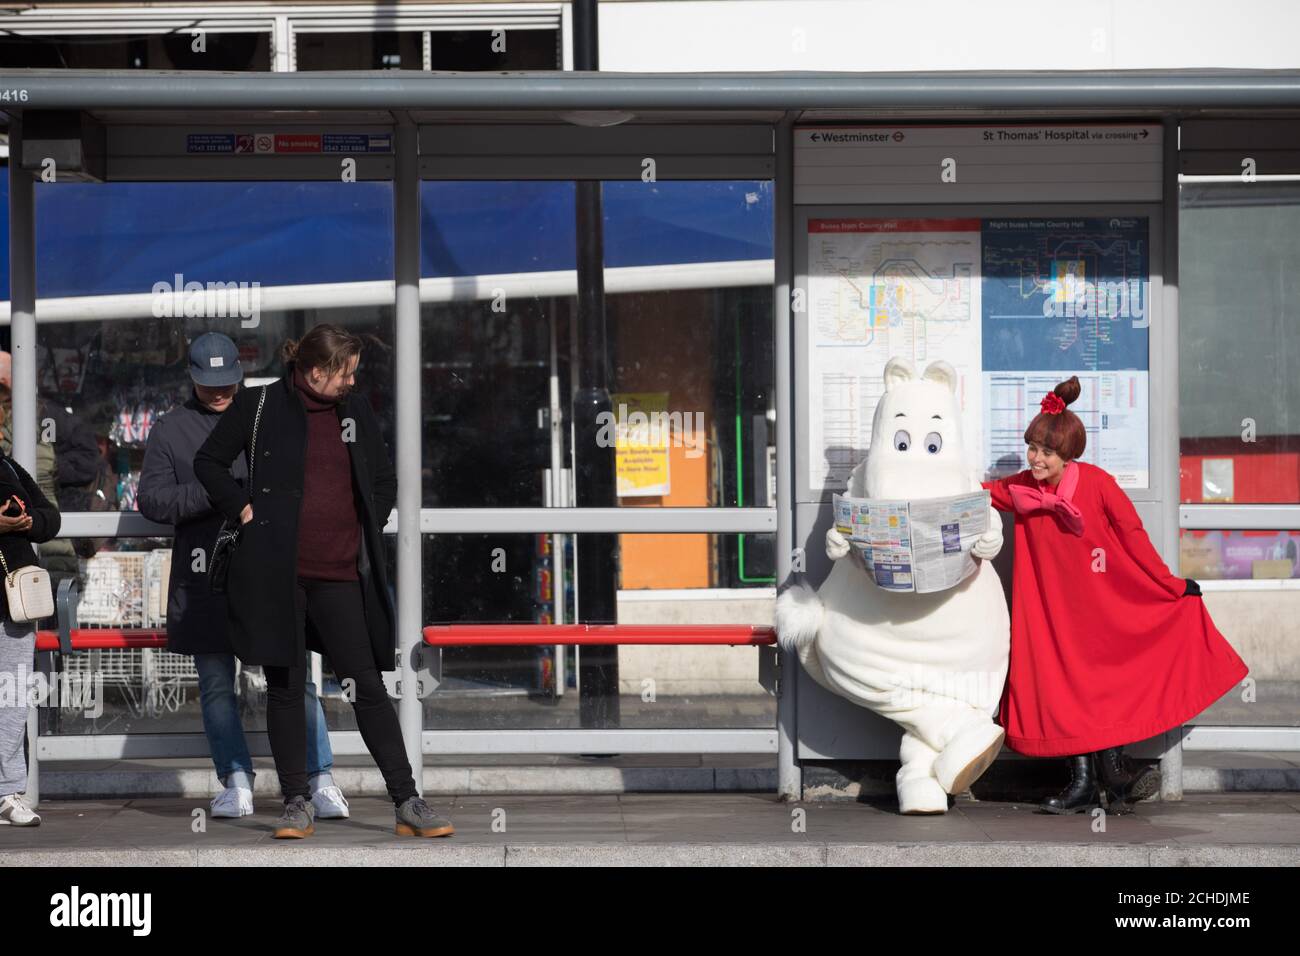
left=796, top=123, right=1163, bottom=203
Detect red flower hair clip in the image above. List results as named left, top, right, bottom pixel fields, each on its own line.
left=1040, top=392, right=1066, bottom=415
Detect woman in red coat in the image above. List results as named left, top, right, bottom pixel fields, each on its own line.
left=980, top=376, right=1249, bottom=814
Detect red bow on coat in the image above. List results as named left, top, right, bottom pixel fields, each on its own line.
left=1009, top=461, right=1085, bottom=536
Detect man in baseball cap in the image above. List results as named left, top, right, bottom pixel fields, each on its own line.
left=188, top=332, right=244, bottom=392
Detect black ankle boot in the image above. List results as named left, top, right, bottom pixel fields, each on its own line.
left=1095, top=747, right=1161, bottom=814
left=1039, top=753, right=1101, bottom=814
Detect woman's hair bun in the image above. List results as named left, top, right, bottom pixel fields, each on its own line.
left=1053, top=375, right=1081, bottom=407
left=279, top=325, right=361, bottom=374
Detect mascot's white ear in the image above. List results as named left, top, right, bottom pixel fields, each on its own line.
left=921, top=360, right=958, bottom=394
left=882, top=356, right=916, bottom=392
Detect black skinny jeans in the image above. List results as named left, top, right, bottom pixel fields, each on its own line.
left=264, top=577, right=417, bottom=805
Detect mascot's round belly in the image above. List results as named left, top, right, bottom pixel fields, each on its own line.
left=815, top=539, right=1010, bottom=715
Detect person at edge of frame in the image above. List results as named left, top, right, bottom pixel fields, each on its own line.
left=0, top=416, right=61, bottom=826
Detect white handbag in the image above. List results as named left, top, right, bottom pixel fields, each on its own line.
left=0, top=458, right=55, bottom=622
left=0, top=550, right=54, bottom=623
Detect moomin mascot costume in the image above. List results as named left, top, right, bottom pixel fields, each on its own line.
left=776, top=356, right=1010, bottom=814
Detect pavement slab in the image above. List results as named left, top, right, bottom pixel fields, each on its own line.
left=2, top=792, right=1297, bottom=866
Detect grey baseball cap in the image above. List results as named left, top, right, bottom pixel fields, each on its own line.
left=188, top=333, right=243, bottom=387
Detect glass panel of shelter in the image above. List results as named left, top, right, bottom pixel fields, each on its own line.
left=1177, top=179, right=1300, bottom=729
left=415, top=177, right=776, bottom=727
left=31, top=179, right=395, bottom=739
left=23, top=168, right=776, bottom=737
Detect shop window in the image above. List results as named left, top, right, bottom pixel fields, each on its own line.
left=35, top=537, right=207, bottom=736
left=426, top=28, right=560, bottom=70
left=1176, top=179, right=1299, bottom=729
left=1179, top=182, right=1300, bottom=512
left=293, top=27, right=561, bottom=71
left=31, top=180, right=395, bottom=519
left=0, top=32, right=271, bottom=71
left=25, top=181, right=395, bottom=739
left=412, top=178, right=775, bottom=722
left=1180, top=530, right=1300, bottom=582
left=294, top=31, right=422, bottom=71
left=419, top=533, right=774, bottom=731
left=417, top=180, right=775, bottom=594
left=18, top=174, right=777, bottom=735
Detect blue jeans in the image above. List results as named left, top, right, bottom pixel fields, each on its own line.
left=193, top=653, right=334, bottom=791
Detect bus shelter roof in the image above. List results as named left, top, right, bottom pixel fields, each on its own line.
left=3, top=68, right=1300, bottom=127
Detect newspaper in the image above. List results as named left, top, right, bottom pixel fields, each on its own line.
left=832, top=489, right=991, bottom=594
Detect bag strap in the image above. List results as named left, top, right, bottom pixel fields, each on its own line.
left=0, top=541, right=32, bottom=584
left=0, top=457, right=21, bottom=488
left=247, top=385, right=267, bottom=486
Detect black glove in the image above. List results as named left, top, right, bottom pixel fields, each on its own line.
left=1183, top=577, right=1202, bottom=597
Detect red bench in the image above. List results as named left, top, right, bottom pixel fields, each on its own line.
left=35, top=624, right=777, bottom=652
left=33, top=624, right=776, bottom=653
left=422, top=624, right=776, bottom=646
left=35, top=629, right=168, bottom=652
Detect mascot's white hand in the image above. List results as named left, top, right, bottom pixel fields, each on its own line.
left=826, top=527, right=850, bottom=561
left=971, top=507, right=1003, bottom=560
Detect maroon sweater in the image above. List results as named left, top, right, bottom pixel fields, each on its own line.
left=293, top=365, right=360, bottom=580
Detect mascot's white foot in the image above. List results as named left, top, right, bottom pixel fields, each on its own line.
left=933, top=723, right=1005, bottom=795
left=897, top=775, right=950, bottom=815
left=896, top=731, right=949, bottom=814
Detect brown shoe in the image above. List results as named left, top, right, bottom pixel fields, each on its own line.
left=272, top=795, right=316, bottom=838
left=394, top=796, right=455, bottom=837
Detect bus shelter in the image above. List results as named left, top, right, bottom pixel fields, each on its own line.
left=4, top=69, right=1300, bottom=804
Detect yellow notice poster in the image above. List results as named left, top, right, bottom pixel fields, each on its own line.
left=612, top=392, right=671, bottom=498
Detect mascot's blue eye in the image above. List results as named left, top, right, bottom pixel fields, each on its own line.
left=894, top=430, right=911, bottom=451
left=925, top=432, right=943, bottom=454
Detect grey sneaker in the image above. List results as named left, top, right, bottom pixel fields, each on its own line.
left=394, top=796, right=455, bottom=837
left=272, top=795, right=316, bottom=839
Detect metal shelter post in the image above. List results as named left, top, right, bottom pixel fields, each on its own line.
left=572, top=0, right=620, bottom=729
left=7, top=119, right=41, bottom=806
left=774, top=114, right=800, bottom=802
left=1160, top=114, right=1184, bottom=801
left=393, top=115, right=424, bottom=789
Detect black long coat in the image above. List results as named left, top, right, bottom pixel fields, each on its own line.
left=137, top=393, right=248, bottom=655
left=193, top=366, right=397, bottom=671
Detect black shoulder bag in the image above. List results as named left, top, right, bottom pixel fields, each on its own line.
left=208, top=386, right=266, bottom=595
